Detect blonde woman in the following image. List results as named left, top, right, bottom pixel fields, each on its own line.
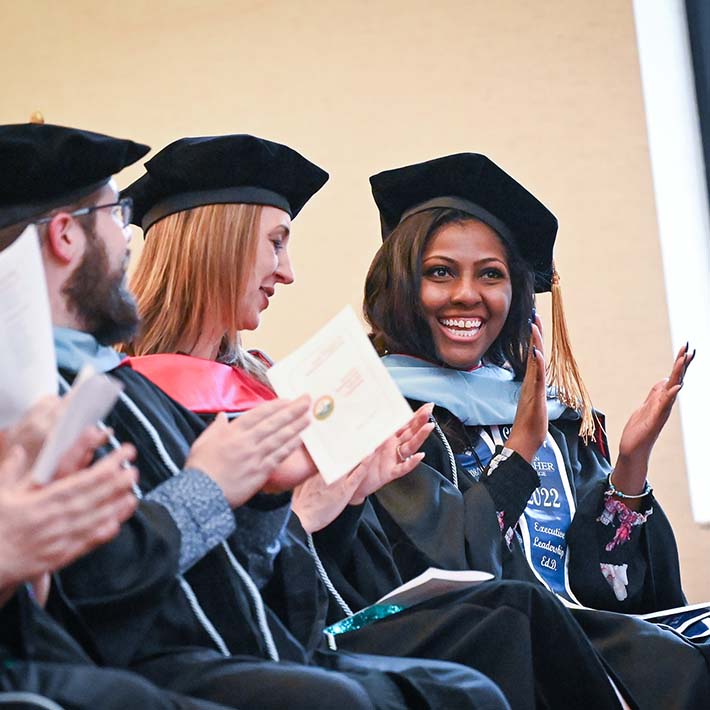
left=124, top=135, right=432, bottom=497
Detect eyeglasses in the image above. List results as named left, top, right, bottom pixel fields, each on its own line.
left=36, top=197, right=134, bottom=230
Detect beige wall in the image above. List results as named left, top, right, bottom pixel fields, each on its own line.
left=3, top=0, right=708, bottom=600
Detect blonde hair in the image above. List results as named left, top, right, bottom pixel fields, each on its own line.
left=126, top=202, right=269, bottom=381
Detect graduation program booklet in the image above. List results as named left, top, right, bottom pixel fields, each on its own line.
left=32, top=365, right=124, bottom=484
left=324, top=568, right=494, bottom=644
left=377, top=568, right=494, bottom=607
left=0, top=224, right=57, bottom=428
left=267, top=306, right=413, bottom=484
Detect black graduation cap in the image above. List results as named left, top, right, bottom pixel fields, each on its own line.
left=124, top=134, right=329, bottom=233
left=370, top=153, right=558, bottom=293
left=0, top=122, right=149, bottom=229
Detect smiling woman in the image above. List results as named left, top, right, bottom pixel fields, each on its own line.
left=355, top=152, right=710, bottom=707
left=419, top=220, right=513, bottom=371
left=127, top=201, right=265, bottom=366
left=121, top=134, right=326, bottom=382
left=364, top=151, right=693, bottom=611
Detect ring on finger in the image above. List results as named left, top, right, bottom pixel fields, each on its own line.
left=396, top=444, right=412, bottom=463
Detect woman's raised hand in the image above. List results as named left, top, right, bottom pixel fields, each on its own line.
left=185, top=396, right=311, bottom=508
left=291, top=403, right=434, bottom=533
left=292, top=465, right=370, bottom=534
left=506, top=315, right=548, bottom=463
left=349, top=403, right=433, bottom=505
left=612, top=344, right=695, bottom=498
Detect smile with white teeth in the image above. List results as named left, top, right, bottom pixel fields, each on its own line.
left=439, top=317, right=483, bottom=337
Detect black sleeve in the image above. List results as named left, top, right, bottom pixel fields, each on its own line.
left=481, top=450, right=539, bottom=531
left=49, top=501, right=182, bottom=666
left=310, top=501, right=404, bottom=622
left=559, top=419, right=686, bottom=612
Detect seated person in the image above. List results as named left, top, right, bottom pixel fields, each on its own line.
left=362, top=152, right=690, bottom=611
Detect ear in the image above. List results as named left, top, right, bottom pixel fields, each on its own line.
left=44, top=213, right=84, bottom=264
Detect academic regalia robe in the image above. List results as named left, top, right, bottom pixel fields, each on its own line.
left=0, top=586, right=235, bottom=710
left=310, top=490, right=710, bottom=709
left=300, top=507, right=626, bottom=710
left=348, top=357, right=710, bottom=708
left=127, top=354, right=632, bottom=710
left=373, top=402, right=687, bottom=611
left=51, top=352, right=509, bottom=710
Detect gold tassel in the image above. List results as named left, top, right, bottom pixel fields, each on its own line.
left=547, top=264, right=597, bottom=442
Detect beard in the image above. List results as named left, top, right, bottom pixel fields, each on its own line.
left=62, top=228, right=140, bottom=346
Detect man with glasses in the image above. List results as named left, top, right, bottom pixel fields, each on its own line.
left=0, top=121, right=509, bottom=710
left=35, top=187, right=138, bottom=347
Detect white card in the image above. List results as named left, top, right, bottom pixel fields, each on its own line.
left=268, top=306, right=413, bottom=484
left=31, top=365, right=124, bottom=484
left=0, top=225, right=57, bottom=428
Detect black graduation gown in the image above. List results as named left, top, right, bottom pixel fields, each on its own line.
left=360, top=402, right=710, bottom=708
left=51, top=366, right=508, bottom=710
left=301, top=505, right=626, bottom=710
left=0, top=586, right=234, bottom=710
left=145, top=360, right=620, bottom=709
left=373, top=402, right=686, bottom=612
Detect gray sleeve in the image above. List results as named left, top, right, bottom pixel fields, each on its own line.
left=145, top=468, right=235, bottom=573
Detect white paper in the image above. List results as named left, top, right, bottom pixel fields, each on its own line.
left=31, top=366, right=124, bottom=484
left=268, top=306, right=413, bottom=484
left=376, top=568, right=493, bottom=608
left=0, top=225, right=57, bottom=428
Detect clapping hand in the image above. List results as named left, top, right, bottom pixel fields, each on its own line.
left=186, top=396, right=311, bottom=507
left=506, top=315, right=548, bottom=463
left=612, top=344, right=695, bottom=501
left=292, top=404, right=434, bottom=533
left=349, top=403, right=434, bottom=505
left=0, top=435, right=138, bottom=603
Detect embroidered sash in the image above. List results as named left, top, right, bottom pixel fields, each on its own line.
left=458, top=425, right=581, bottom=603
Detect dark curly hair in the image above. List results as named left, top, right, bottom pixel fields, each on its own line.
left=364, top=208, right=534, bottom=380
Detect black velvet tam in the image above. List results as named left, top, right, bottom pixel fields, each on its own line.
left=0, top=123, right=149, bottom=228
left=123, top=134, right=329, bottom=233
left=370, top=153, right=558, bottom=292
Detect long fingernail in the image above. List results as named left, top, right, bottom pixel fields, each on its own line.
left=684, top=341, right=689, bottom=354
left=531, top=307, right=537, bottom=322
left=527, top=318, right=532, bottom=334
left=532, top=346, right=537, bottom=359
